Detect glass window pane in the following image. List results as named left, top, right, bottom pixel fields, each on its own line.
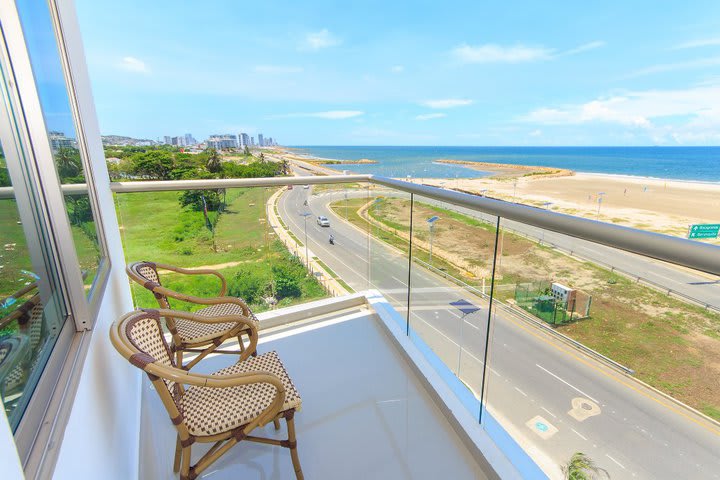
left=0, top=142, right=66, bottom=431
left=16, top=0, right=102, bottom=293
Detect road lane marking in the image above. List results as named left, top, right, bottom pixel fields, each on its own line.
left=514, top=387, right=528, bottom=397
left=605, top=454, right=626, bottom=469
left=541, top=407, right=556, bottom=418
left=391, top=275, right=407, bottom=286
left=571, top=428, right=587, bottom=441
left=536, top=364, right=599, bottom=403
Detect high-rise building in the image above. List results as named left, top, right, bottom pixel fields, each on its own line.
left=206, top=134, right=238, bottom=150
left=163, top=135, right=172, bottom=145
left=239, top=133, right=250, bottom=148
left=250, top=136, right=255, bottom=146
left=184, top=133, right=195, bottom=145
left=258, top=134, right=264, bottom=147
left=48, top=131, right=76, bottom=150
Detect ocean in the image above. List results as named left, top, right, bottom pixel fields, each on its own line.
left=291, top=146, right=720, bottom=182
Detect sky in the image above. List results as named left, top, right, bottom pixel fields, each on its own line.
left=74, top=0, right=720, bottom=146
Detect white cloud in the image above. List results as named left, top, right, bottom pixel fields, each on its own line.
left=391, top=65, right=405, bottom=73
left=420, top=99, right=473, bottom=109
left=452, top=43, right=554, bottom=64
left=302, top=29, right=341, bottom=50
left=415, top=113, right=447, bottom=120
left=626, top=56, right=720, bottom=78
left=117, top=56, right=149, bottom=73
left=272, top=110, right=364, bottom=119
left=563, top=41, right=606, bottom=56
left=521, top=84, right=720, bottom=143
left=529, top=129, right=542, bottom=137
left=451, top=41, right=605, bottom=64
left=674, top=37, right=720, bottom=49
left=254, top=65, right=303, bottom=74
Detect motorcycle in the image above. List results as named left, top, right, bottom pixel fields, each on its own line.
left=329, top=235, right=335, bottom=245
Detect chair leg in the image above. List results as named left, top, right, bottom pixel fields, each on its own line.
left=180, top=446, right=192, bottom=480
left=273, top=418, right=281, bottom=430
left=173, top=435, right=182, bottom=472
left=175, top=350, right=183, bottom=368
left=286, top=412, right=303, bottom=480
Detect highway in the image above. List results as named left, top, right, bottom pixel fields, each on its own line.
left=277, top=176, right=720, bottom=479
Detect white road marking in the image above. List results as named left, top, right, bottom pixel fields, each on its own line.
left=536, top=364, right=599, bottom=403
left=514, top=387, right=528, bottom=397
left=571, top=428, right=587, bottom=441
left=391, top=275, right=407, bottom=286
left=605, top=454, right=626, bottom=469
left=541, top=407, right=556, bottom=418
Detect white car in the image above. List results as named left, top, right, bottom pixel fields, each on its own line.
left=303, top=184, right=310, bottom=189
left=316, top=216, right=330, bottom=227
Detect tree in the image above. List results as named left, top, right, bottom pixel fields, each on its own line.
left=243, top=145, right=250, bottom=156
left=259, top=152, right=265, bottom=162
left=56, top=147, right=83, bottom=183
left=562, top=453, right=608, bottom=480
left=128, top=150, right=174, bottom=179
left=179, top=189, right=224, bottom=212
left=280, top=158, right=290, bottom=175
left=205, top=148, right=222, bottom=173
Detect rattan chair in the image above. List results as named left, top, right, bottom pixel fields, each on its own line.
left=126, top=261, right=259, bottom=369
left=111, top=308, right=304, bottom=480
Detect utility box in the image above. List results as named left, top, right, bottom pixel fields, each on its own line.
left=550, top=282, right=576, bottom=307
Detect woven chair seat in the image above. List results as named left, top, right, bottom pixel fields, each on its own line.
left=175, top=303, right=259, bottom=343
left=180, top=351, right=302, bottom=436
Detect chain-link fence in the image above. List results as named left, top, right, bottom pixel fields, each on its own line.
left=514, top=281, right=592, bottom=325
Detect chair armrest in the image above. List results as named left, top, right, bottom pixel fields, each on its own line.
left=154, top=262, right=228, bottom=297
left=151, top=284, right=251, bottom=316
left=149, top=307, right=258, bottom=360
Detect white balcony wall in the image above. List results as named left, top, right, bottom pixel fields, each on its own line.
left=51, top=155, right=137, bottom=479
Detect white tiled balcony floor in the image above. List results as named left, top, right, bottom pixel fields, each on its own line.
left=139, top=309, right=491, bottom=479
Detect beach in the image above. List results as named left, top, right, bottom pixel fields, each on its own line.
left=415, top=172, right=720, bottom=240
left=276, top=149, right=720, bottom=242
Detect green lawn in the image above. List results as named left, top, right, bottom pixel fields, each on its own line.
left=116, top=188, right=328, bottom=313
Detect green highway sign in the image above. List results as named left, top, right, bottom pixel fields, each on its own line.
left=688, top=223, right=720, bottom=239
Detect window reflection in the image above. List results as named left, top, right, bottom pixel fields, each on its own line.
left=17, top=0, right=102, bottom=292
left=0, top=144, right=64, bottom=430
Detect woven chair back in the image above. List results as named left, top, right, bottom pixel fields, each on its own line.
left=124, top=310, right=181, bottom=404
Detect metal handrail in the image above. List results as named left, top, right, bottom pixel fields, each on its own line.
left=370, top=176, right=720, bottom=276
left=1, top=173, right=718, bottom=275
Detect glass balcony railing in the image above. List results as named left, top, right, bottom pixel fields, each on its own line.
left=110, top=174, right=720, bottom=480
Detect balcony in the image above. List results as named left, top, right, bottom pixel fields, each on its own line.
left=137, top=294, right=504, bottom=479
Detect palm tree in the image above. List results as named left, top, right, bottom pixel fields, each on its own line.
left=562, top=452, right=609, bottom=480
left=55, top=147, right=82, bottom=182
left=206, top=148, right=222, bottom=173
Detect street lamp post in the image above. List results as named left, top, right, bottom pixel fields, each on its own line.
left=596, top=192, right=606, bottom=219
left=427, top=216, right=440, bottom=266
left=299, top=212, right=311, bottom=268
left=513, top=180, right=518, bottom=202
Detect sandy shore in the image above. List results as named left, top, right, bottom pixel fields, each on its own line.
left=416, top=172, right=720, bottom=240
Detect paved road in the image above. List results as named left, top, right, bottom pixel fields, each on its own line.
left=277, top=178, right=720, bottom=480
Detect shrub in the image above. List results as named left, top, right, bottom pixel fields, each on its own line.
left=229, top=268, right=268, bottom=304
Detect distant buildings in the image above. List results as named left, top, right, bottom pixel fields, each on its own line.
left=206, top=134, right=238, bottom=150
left=49, top=131, right=77, bottom=151
left=258, top=134, right=264, bottom=147
left=239, top=133, right=250, bottom=148
left=159, top=133, right=197, bottom=147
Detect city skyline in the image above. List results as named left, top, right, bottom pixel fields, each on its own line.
left=76, top=0, right=720, bottom=146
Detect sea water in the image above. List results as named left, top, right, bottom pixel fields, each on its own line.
left=292, top=146, right=720, bottom=182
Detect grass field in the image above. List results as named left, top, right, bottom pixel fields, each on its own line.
left=330, top=195, right=720, bottom=420
left=116, top=187, right=328, bottom=313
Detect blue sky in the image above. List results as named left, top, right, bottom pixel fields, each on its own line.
left=75, top=0, right=720, bottom=146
